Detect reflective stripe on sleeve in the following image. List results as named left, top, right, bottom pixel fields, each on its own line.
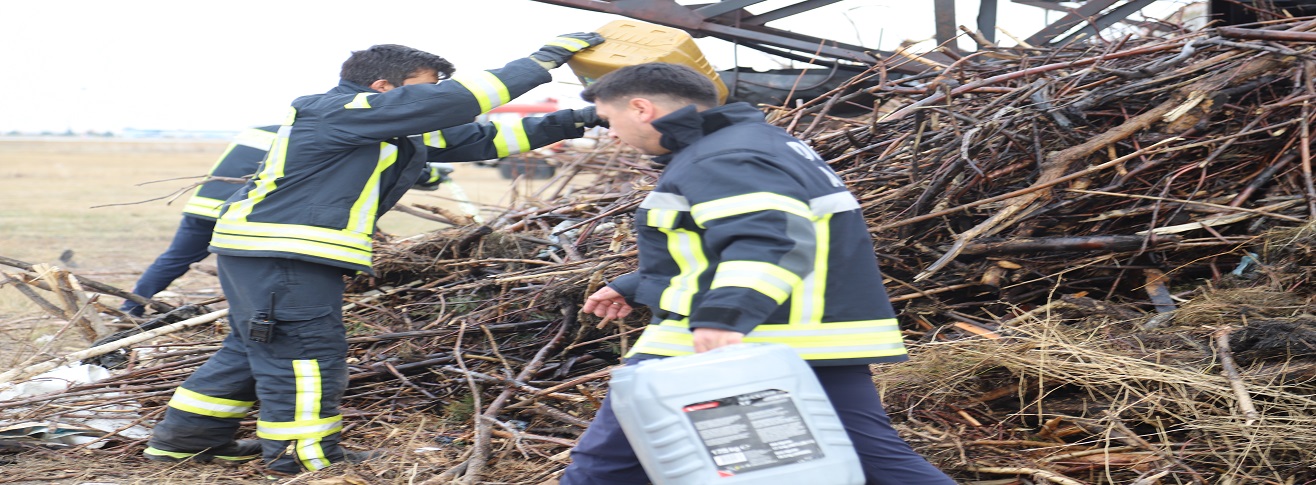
left=711, top=260, right=802, bottom=304
left=167, top=387, right=255, bottom=418
left=640, top=191, right=690, bottom=211
left=422, top=130, right=448, bottom=148
left=492, top=121, right=531, bottom=158
left=451, top=71, right=511, bottom=112
left=182, top=195, right=227, bottom=219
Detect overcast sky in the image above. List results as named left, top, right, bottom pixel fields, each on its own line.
left=0, top=0, right=1189, bottom=133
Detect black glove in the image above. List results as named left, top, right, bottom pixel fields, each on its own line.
left=572, top=105, right=608, bottom=129
left=414, top=162, right=454, bottom=191
left=529, top=32, right=605, bottom=70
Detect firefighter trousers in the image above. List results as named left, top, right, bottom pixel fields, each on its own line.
left=146, top=254, right=350, bottom=474
left=558, top=363, right=957, bottom=485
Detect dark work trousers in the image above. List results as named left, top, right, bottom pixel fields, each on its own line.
left=120, top=215, right=215, bottom=317
left=559, top=364, right=957, bottom=485
left=146, top=255, right=350, bottom=474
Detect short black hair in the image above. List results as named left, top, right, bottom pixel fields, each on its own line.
left=340, top=44, right=455, bottom=88
left=580, top=62, right=719, bottom=108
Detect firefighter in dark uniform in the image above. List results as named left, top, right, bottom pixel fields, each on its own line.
left=558, top=63, right=956, bottom=485
left=118, top=126, right=277, bottom=317
left=120, top=128, right=454, bottom=318
left=143, top=35, right=605, bottom=474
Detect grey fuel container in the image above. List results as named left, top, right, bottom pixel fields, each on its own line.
left=608, top=343, right=864, bottom=484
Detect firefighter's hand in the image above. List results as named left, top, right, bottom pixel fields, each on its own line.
left=572, top=106, right=607, bottom=129
left=414, top=162, right=454, bottom=191
left=693, top=328, right=744, bottom=353
left=583, top=286, right=631, bottom=320
left=530, top=32, right=605, bottom=70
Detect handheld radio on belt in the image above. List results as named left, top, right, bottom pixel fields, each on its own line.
left=249, top=292, right=276, bottom=343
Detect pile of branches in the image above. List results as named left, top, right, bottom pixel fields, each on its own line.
left=5, top=14, right=1316, bottom=485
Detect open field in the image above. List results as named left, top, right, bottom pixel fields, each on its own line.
left=0, top=138, right=560, bottom=363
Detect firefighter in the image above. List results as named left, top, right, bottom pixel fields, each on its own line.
left=118, top=125, right=277, bottom=318
left=120, top=129, right=454, bottom=318
left=143, top=35, right=606, bottom=474
left=558, top=63, right=956, bottom=484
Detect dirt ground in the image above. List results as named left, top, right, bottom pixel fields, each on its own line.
left=0, top=138, right=571, bottom=484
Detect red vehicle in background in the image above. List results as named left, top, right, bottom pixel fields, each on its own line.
left=479, top=99, right=566, bottom=179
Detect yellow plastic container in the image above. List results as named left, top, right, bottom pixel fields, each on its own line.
left=569, top=19, right=729, bottom=104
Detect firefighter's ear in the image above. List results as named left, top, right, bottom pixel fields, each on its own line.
left=370, top=79, right=395, bottom=93
left=629, top=97, right=658, bottom=122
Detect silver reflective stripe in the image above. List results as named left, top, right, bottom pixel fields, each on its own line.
left=809, top=191, right=860, bottom=216
left=497, top=123, right=525, bottom=155
left=214, top=220, right=369, bottom=248
left=256, top=417, right=342, bottom=439
left=453, top=72, right=508, bottom=110
left=209, top=234, right=372, bottom=266
left=782, top=342, right=909, bottom=354
left=641, top=191, right=691, bottom=210
left=169, top=388, right=253, bottom=416
left=713, top=266, right=795, bottom=298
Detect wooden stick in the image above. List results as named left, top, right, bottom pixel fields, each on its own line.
left=1214, top=326, right=1262, bottom=425
left=0, top=308, right=227, bottom=386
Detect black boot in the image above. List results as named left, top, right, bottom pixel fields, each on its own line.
left=143, top=439, right=261, bottom=464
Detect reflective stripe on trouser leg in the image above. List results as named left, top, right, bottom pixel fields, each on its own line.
left=146, top=330, right=257, bottom=454
left=217, top=255, right=351, bottom=473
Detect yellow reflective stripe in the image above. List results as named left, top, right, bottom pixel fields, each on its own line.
left=547, top=37, right=592, bottom=52
left=224, top=123, right=291, bottom=221
left=492, top=121, right=531, bottom=158
left=293, top=360, right=323, bottom=421
left=691, top=192, right=814, bottom=227
left=167, top=387, right=254, bottom=418
left=344, top=92, right=373, bottom=109
left=658, top=227, right=705, bottom=316
left=790, top=214, right=832, bottom=324
left=451, top=71, right=512, bottom=112
left=293, top=359, right=330, bottom=470
left=142, top=446, right=258, bottom=461
left=214, top=220, right=370, bottom=248
left=422, top=130, right=448, bottom=148
left=233, top=127, right=278, bottom=150
left=627, top=319, right=907, bottom=360
left=256, top=415, right=343, bottom=440
left=711, top=260, right=802, bottom=304
left=210, top=233, right=372, bottom=267
left=346, top=143, right=396, bottom=234
left=182, top=195, right=227, bottom=218
left=646, top=208, right=680, bottom=228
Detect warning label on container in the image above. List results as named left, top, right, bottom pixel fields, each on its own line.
left=682, top=389, right=824, bottom=477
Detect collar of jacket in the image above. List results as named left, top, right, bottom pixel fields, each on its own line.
left=650, top=102, right=766, bottom=166
left=331, top=79, right=375, bottom=95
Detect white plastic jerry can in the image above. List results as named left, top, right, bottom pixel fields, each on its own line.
left=608, top=343, right=865, bottom=484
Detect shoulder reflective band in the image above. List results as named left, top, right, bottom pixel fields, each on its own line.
left=344, top=93, right=374, bottom=109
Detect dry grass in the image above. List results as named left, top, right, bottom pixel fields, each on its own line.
left=0, top=138, right=576, bottom=484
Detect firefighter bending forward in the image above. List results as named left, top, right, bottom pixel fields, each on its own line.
left=144, top=34, right=605, bottom=474
left=560, top=63, right=957, bottom=485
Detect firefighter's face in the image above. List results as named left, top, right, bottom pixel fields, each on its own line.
left=594, top=97, right=669, bottom=156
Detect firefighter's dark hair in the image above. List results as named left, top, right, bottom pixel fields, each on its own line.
left=340, top=44, right=455, bottom=88
left=580, top=62, right=719, bottom=108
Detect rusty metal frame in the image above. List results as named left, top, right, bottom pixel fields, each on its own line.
left=1022, top=0, right=1159, bottom=46
left=528, top=0, right=951, bottom=74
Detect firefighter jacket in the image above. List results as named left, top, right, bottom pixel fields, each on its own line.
left=613, top=102, right=908, bottom=366
left=211, top=58, right=584, bottom=274
left=181, top=126, right=278, bottom=220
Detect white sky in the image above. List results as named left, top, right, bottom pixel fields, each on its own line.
left=0, top=0, right=1191, bottom=133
